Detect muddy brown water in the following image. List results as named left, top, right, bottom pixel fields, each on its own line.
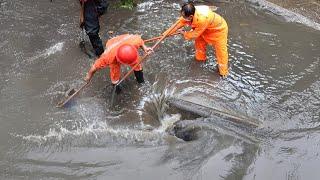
left=0, top=0, right=319, bottom=179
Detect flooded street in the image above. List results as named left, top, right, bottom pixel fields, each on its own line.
left=0, top=0, right=319, bottom=179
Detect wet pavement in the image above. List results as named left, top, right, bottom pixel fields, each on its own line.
left=245, top=0, right=320, bottom=30
left=266, top=0, right=320, bottom=23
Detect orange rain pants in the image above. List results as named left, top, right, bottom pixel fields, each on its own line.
left=92, top=34, right=143, bottom=84
left=164, top=6, right=229, bottom=76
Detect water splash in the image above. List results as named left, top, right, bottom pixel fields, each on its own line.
left=12, top=114, right=181, bottom=151
left=26, top=42, right=64, bottom=63
left=141, top=78, right=176, bottom=122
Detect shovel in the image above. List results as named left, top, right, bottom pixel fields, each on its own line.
left=56, top=81, right=90, bottom=108
left=143, top=31, right=181, bottom=43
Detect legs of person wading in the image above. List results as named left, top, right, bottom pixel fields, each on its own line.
left=110, top=70, right=144, bottom=95
left=81, top=0, right=107, bottom=57
left=96, top=44, right=147, bottom=95
left=85, top=22, right=104, bottom=57
left=87, top=32, right=104, bottom=57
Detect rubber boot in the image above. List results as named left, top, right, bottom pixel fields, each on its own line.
left=88, top=33, right=104, bottom=57
left=112, top=84, right=122, bottom=94
left=134, top=70, right=144, bottom=83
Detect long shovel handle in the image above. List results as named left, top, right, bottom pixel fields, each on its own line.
left=56, top=81, right=90, bottom=108
left=144, top=32, right=181, bottom=43
left=115, top=20, right=181, bottom=87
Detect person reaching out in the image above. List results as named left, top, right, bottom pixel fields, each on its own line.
left=84, top=34, right=152, bottom=93
left=164, top=2, right=229, bottom=78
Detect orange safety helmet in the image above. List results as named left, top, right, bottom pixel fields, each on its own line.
left=116, top=44, right=139, bottom=65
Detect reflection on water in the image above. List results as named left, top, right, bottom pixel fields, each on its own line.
left=0, top=0, right=320, bottom=179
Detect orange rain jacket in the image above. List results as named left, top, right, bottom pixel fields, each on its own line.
left=164, top=5, right=229, bottom=76
left=92, top=34, right=144, bottom=84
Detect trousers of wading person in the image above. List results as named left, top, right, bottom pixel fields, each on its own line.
left=164, top=2, right=229, bottom=77
left=84, top=34, right=152, bottom=93
left=79, top=0, right=108, bottom=57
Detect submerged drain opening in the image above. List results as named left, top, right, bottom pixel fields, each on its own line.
left=172, top=121, right=202, bottom=141
left=165, top=99, right=203, bottom=141
left=167, top=98, right=262, bottom=143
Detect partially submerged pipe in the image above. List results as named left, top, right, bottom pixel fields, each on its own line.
left=168, top=98, right=261, bottom=128
left=167, top=98, right=266, bottom=143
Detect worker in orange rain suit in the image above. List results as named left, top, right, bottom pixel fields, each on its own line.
left=164, top=2, right=229, bottom=77
left=84, top=34, right=152, bottom=93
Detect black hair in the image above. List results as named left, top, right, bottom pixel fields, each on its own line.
left=181, top=2, right=195, bottom=17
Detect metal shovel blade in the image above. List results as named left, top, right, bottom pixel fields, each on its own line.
left=56, top=82, right=89, bottom=108
left=56, top=88, right=76, bottom=108
left=66, top=88, right=76, bottom=97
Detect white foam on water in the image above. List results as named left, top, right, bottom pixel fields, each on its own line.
left=26, top=42, right=64, bottom=63
left=137, top=81, right=176, bottom=121
left=44, top=42, right=64, bottom=56
left=12, top=79, right=182, bottom=148
left=153, top=114, right=181, bottom=133
left=137, top=1, right=155, bottom=12
left=137, top=1, right=180, bottom=13
left=13, top=113, right=181, bottom=147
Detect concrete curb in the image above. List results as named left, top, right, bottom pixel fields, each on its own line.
left=246, top=0, right=320, bottom=31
